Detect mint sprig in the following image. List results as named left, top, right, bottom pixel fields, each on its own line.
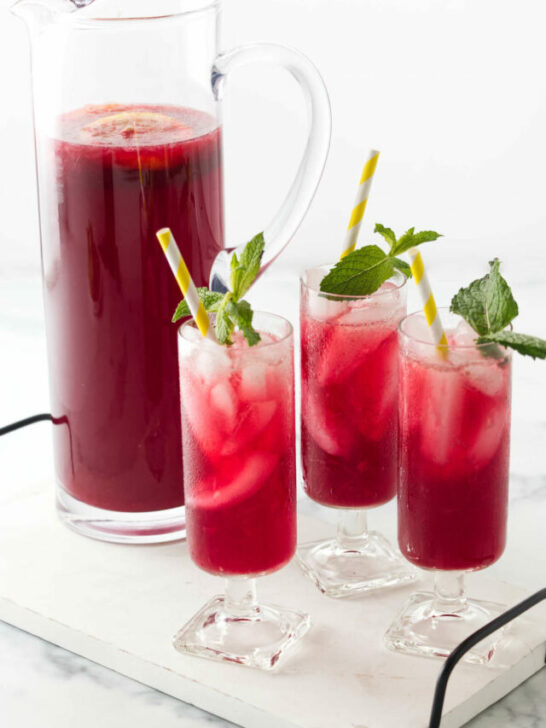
left=172, top=288, right=224, bottom=322
left=320, top=224, right=442, bottom=296
left=172, top=233, right=264, bottom=346
left=230, top=232, right=264, bottom=300
left=451, top=258, right=518, bottom=336
left=450, top=258, right=546, bottom=359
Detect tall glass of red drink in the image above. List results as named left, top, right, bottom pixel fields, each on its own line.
left=297, top=265, right=415, bottom=597
left=385, top=310, right=512, bottom=663
left=174, top=313, right=310, bottom=669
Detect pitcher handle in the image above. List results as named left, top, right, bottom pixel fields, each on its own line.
left=209, top=43, right=331, bottom=292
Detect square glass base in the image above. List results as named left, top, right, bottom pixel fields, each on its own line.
left=384, top=590, right=507, bottom=664
left=296, top=531, right=416, bottom=598
left=173, top=595, right=311, bottom=671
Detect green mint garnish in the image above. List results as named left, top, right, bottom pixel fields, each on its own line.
left=477, top=331, right=546, bottom=359
left=229, top=232, right=265, bottom=300
left=225, top=298, right=261, bottom=347
left=320, top=224, right=442, bottom=296
left=450, top=258, right=546, bottom=359
left=450, top=258, right=518, bottom=336
left=172, top=288, right=224, bottom=322
left=172, top=232, right=264, bottom=346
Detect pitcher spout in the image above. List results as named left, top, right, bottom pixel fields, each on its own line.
left=11, top=0, right=94, bottom=30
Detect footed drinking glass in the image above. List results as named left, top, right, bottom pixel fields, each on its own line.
left=385, top=310, right=512, bottom=663
left=174, top=313, right=309, bottom=669
left=297, top=266, right=415, bottom=597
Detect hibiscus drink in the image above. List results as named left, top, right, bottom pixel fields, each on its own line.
left=297, top=266, right=414, bottom=598
left=385, top=310, right=513, bottom=663
left=179, top=318, right=296, bottom=576
left=301, top=271, right=406, bottom=507
left=175, top=313, right=310, bottom=670
left=40, top=104, right=223, bottom=525
left=398, top=314, right=512, bottom=571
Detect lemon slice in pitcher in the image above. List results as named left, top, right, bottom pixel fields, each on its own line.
left=81, top=110, right=192, bottom=143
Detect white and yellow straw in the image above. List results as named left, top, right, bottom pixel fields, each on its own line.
left=340, top=149, right=380, bottom=259
left=408, top=247, right=448, bottom=356
left=156, top=227, right=216, bottom=341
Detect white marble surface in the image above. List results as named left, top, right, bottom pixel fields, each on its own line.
left=1, top=248, right=546, bottom=727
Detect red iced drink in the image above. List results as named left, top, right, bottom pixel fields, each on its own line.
left=398, top=314, right=512, bottom=571
left=41, top=104, right=223, bottom=513
left=179, top=315, right=296, bottom=575
left=300, top=269, right=407, bottom=508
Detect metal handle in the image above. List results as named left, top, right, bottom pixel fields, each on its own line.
left=428, top=588, right=546, bottom=728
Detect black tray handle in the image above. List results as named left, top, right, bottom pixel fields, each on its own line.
left=428, top=588, right=546, bottom=728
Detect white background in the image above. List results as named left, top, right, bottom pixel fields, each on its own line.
left=3, top=0, right=546, bottom=272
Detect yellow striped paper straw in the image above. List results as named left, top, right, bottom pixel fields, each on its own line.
left=340, top=149, right=380, bottom=259
left=156, top=227, right=216, bottom=341
left=407, top=247, right=448, bottom=356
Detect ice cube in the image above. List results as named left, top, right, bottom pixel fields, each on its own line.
left=220, top=399, right=278, bottom=456
left=452, top=319, right=478, bottom=348
left=339, top=294, right=396, bottom=327
left=463, top=361, right=505, bottom=398
left=195, top=345, right=231, bottom=385
left=180, top=374, right=224, bottom=457
left=302, top=381, right=356, bottom=456
left=210, top=380, right=238, bottom=430
left=316, top=324, right=390, bottom=385
left=254, top=332, right=288, bottom=366
left=307, top=293, right=347, bottom=322
left=419, top=366, right=465, bottom=466
left=188, top=451, right=279, bottom=510
left=239, top=362, right=269, bottom=401
left=179, top=324, right=203, bottom=344
left=446, top=320, right=484, bottom=367
left=467, top=405, right=508, bottom=466
left=356, top=362, right=398, bottom=442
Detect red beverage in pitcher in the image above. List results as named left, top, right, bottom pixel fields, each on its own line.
left=179, top=321, right=296, bottom=576
left=398, top=316, right=512, bottom=571
left=300, top=272, right=407, bottom=508
left=43, top=104, right=223, bottom=513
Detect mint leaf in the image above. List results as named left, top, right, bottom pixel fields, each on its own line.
left=391, top=256, right=412, bottom=278
left=227, top=299, right=261, bottom=347
left=478, top=331, right=546, bottom=359
left=320, top=245, right=394, bottom=296
left=450, top=258, right=518, bottom=336
left=215, top=293, right=235, bottom=345
left=391, top=227, right=442, bottom=256
left=374, top=223, right=397, bottom=251
left=172, top=288, right=224, bottom=322
left=230, top=232, right=265, bottom=300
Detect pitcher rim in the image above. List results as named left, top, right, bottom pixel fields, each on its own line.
left=29, top=0, right=220, bottom=26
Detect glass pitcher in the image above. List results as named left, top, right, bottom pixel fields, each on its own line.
left=12, top=0, right=331, bottom=544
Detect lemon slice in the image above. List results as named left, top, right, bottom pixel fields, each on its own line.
left=81, top=111, right=191, bottom=141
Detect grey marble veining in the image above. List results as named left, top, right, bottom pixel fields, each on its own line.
left=1, top=262, right=545, bottom=727
left=0, top=621, right=235, bottom=727
left=466, top=669, right=546, bottom=727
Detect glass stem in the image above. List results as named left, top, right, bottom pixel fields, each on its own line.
left=433, top=571, right=467, bottom=615
left=336, top=508, right=368, bottom=550
left=224, top=576, right=259, bottom=619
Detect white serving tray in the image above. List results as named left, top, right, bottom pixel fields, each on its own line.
left=0, top=480, right=544, bottom=728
